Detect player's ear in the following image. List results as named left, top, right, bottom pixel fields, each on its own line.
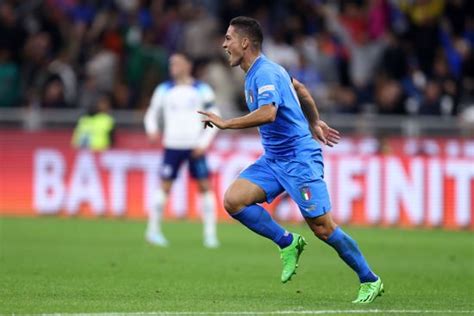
left=241, top=37, right=249, bottom=50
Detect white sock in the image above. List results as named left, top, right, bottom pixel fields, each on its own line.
left=147, top=189, right=166, bottom=236
left=201, top=191, right=217, bottom=240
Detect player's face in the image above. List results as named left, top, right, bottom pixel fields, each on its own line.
left=222, top=25, right=244, bottom=67
left=169, top=54, right=191, bottom=79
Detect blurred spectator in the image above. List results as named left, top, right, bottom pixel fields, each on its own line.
left=125, top=28, right=167, bottom=109
left=85, top=43, right=118, bottom=93
left=219, top=0, right=249, bottom=28
left=0, top=46, right=21, bottom=107
left=41, top=75, right=67, bottom=108
left=432, top=53, right=458, bottom=113
left=0, top=1, right=27, bottom=63
left=374, top=79, right=406, bottom=114
left=0, top=0, right=471, bottom=118
left=77, top=75, right=101, bottom=110
left=459, top=104, right=474, bottom=135
left=400, top=0, right=444, bottom=76
left=443, top=0, right=466, bottom=36
left=367, top=0, right=390, bottom=40
left=152, top=2, right=184, bottom=54
left=112, top=80, right=132, bottom=109
left=419, top=81, right=443, bottom=115
left=331, top=85, right=359, bottom=113
left=36, top=1, right=68, bottom=56
left=326, top=1, right=386, bottom=98
left=47, top=51, right=78, bottom=106
left=22, top=32, right=54, bottom=108
left=182, top=4, right=220, bottom=60
left=288, top=51, right=322, bottom=102
left=378, top=31, right=408, bottom=80
left=72, top=94, right=115, bottom=151
left=264, top=28, right=299, bottom=70
left=301, top=29, right=342, bottom=84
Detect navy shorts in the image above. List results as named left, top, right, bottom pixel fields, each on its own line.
left=161, top=149, right=209, bottom=180
left=239, top=150, right=331, bottom=218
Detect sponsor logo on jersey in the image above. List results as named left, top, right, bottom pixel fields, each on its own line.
left=258, top=84, right=275, bottom=94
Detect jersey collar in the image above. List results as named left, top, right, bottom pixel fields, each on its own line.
left=246, top=54, right=264, bottom=77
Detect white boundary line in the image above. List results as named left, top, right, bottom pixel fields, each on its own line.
left=35, top=310, right=474, bottom=316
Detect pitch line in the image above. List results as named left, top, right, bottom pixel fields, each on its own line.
left=38, top=310, right=474, bottom=315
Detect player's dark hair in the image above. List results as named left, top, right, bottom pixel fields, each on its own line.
left=229, top=16, right=263, bottom=49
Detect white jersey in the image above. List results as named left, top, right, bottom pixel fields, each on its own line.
left=144, top=80, right=219, bottom=150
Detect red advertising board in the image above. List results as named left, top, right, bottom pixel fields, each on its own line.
left=1, top=130, right=473, bottom=229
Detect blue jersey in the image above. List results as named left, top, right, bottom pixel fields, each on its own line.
left=240, top=55, right=330, bottom=217
left=244, top=55, right=320, bottom=158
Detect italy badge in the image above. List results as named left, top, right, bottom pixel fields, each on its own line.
left=300, top=186, right=311, bottom=201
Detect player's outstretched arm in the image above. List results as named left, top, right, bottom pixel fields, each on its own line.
left=198, top=104, right=277, bottom=130
left=292, top=78, right=340, bottom=147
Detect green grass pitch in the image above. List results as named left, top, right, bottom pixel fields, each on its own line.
left=0, top=216, right=473, bottom=315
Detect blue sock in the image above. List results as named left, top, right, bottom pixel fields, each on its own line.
left=326, top=227, right=378, bottom=283
left=232, top=205, right=292, bottom=248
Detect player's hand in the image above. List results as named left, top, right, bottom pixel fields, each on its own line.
left=147, top=133, right=160, bottom=144
left=191, top=147, right=206, bottom=158
left=313, top=120, right=340, bottom=147
left=197, top=111, right=228, bottom=129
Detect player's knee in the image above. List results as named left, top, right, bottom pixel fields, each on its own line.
left=197, top=184, right=209, bottom=193
left=223, top=192, right=245, bottom=215
left=160, top=180, right=173, bottom=194
left=310, top=223, right=336, bottom=241
left=196, top=179, right=210, bottom=192
left=306, top=214, right=337, bottom=241
left=312, top=227, right=330, bottom=241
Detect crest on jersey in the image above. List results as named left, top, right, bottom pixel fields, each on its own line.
left=300, top=186, right=311, bottom=201
left=245, top=90, right=254, bottom=103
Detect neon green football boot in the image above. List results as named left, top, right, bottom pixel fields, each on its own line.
left=352, top=278, right=384, bottom=303
left=280, top=233, right=307, bottom=283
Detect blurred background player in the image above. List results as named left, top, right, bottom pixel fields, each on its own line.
left=72, top=94, right=115, bottom=151
left=144, top=52, right=219, bottom=248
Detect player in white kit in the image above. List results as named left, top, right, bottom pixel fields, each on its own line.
left=144, top=53, right=220, bottom=248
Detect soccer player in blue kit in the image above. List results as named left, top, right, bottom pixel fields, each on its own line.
left=199, top=16, right=384, bottom=303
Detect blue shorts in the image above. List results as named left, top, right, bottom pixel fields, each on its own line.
left=161, top=149, right=209, bottom=180
left=239, top=150, right=331, bottom=218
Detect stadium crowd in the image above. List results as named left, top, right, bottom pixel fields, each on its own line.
left=0, top=0, right=473, bottom=119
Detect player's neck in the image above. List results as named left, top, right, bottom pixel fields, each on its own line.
left=174, top=76, right=194, bottom=85
left=241, top=51, right=262, bottom=73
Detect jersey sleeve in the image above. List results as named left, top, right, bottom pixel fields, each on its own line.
left=144, top=84, right=166, bottom=135
left=254, top=69, right=282, bottom=108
